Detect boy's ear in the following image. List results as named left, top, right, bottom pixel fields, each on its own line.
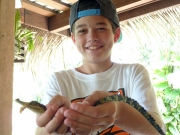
left=114, top=27, right=121, bottom=43
left=71, top=33, right=76, bottom=43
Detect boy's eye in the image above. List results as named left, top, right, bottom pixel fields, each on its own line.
left=78, top=29, right=87, bottom=33
left=97, top=28, right=106, bottom=31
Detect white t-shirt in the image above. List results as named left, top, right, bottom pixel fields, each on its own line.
left=42, top=63, right=165, bottom=135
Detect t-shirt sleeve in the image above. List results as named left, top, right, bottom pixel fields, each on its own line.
left=130, top=64, right=166, bottom=132
left=41, top=73, right=63, bottom=105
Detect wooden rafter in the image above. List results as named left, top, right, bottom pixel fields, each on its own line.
left=48, top=0, right=180, bottom=33
left=48, top=0, right=159, bottom=33
left=64, top=0, right=161, bottom=11
left=66, top=0, right=77, bottom=4
left=118, top=0, right=180, bottom=21
left=113, top=0, right=160, bottom=13
left=21, top=0, right=180, bottom=36
left=35, top=0, right=70, bottom=11
left=22, top=0, right=56, bottom=16
left=48, top=9, right=70, bottom=32
left=20, top=8, right=48, bottom=30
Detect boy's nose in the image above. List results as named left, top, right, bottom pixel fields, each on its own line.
left=88, top=31, right=99, bottom=42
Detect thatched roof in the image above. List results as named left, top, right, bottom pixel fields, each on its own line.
left=14, top=5, right=180, bottom=80
left=121, top=6, right=180, bottom=43
left=114, top=5, right=180, bottom=65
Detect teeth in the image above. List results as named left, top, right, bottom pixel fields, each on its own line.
left=88, top=46, right=101, bottom=50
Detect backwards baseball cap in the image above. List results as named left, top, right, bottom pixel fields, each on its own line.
left=69, top=0, right=120, bottom=32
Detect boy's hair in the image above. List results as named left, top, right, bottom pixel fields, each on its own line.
left=69, top=0, right=120, bottom=33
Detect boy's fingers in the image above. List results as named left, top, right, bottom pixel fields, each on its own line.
left=70, top=102, right=116, bottom=118
left=36, top=95, right=71, bottom=134
left=44, top=109, right=66, bottom=134
left=82, top=91, right=111, bottom=106
left=47, top=95, right=70, bottom=109
left=64, top=117, right=108, bottom=134
left=55, top=122, right=69, bottom=134
left=64, top=107, right=114, bottom=126
left=55, top=107, right=69, bottom=134
left=36, top=105, right=59, bottom=127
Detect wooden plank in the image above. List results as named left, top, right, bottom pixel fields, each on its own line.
left=14, top=59, right=25, bottom=63
left=22, top=0, right=160, bottom=33
left=36, top=0, right=70, bottom=11
left=0, top=0, right=14, bottom=134
left=20, top=8, right=25, bottom=23
left=48, top=0, right=158, bottom=33
left=119, top=0, right=180, bottom=21
left=52, top=0, right=71, bottom=7
left=64, top=0, right=159, bottom=12
left=22, top=0, right=56, bottom=16
left=22, top=0, right=180, bottom=36
left=112, top=0, right=160, bottom=13
left=66, top=0, right=77, bottom=4
left=49, top=0, right=180, bottom=34
left=20, top=8, right=48, bottom=31
left=57, top=29, right=71, bottom=37
left=48, top=9, right=70, bottom=32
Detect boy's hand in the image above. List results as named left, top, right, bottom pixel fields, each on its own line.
left=36, top=95, right=71, bottom=134
left=63, top=91, right=117, bottom=134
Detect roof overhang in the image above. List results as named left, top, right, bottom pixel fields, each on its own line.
left=20, top=0, right=180, bottom=36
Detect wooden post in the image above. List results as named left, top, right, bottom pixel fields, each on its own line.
left=0, top=0, right=15, bottom=134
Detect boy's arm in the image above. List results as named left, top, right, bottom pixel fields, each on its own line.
left=63, top=91, right=164, bottom=135
left=114, top=101, right=160, bottom=134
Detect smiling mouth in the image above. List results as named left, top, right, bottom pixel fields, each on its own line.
left=86, top=46, right=103, bottom=50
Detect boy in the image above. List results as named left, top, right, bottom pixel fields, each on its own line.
left=36, top=0, right=165, bottom=134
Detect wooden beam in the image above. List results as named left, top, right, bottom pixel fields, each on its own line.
left=66, top=0, right=77, bottom=4
left=64, top=0, right=160, bottom=12
left=49, top=0, right=180, bottom=34
left=0, top=0, right=14, bottom=134
left=57, top=29, right=71, bottom=37
left=22, top=0, right=56, bottom=16
left=52, top=0, right=71, bottom=7
left=48, top=9, right=70, bottom=32
left=21, top=0, right=180, bottom=36
left=14, top=59, right=25, bottom=63
left=48, top=0, right=159, bottom=33
left=20, top=8, right=48, bottom=31
left=118, top=0, right=180, bottom=21
left=112, top=0, right=160, bottom=13
left=36, top=0, right=70, bottom=11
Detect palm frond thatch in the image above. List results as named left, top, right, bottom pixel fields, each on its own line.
left=14, top=25, right=67, bottom=80
left=120, top=5, right=180, bottom=46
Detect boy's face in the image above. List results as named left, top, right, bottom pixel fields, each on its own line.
left=71, top=15, right=120, bottom=64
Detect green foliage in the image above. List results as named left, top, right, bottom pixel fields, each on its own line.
left=153, top=55, right=180, bottom=135
left=14, top=9, right=37, bottom=52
